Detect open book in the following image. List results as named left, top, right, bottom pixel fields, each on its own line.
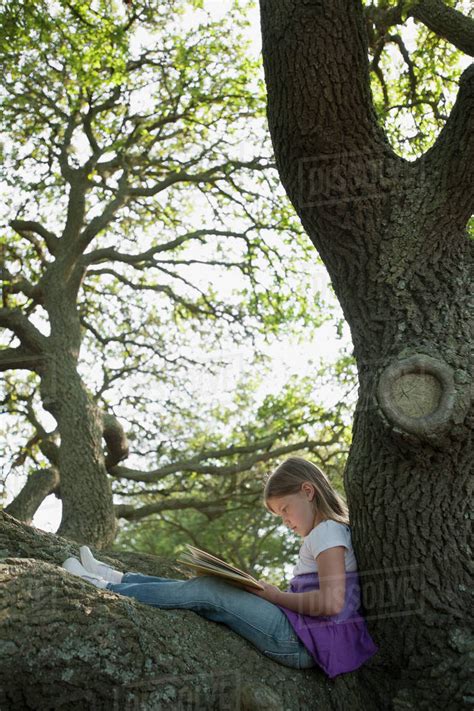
left=177, top=544, right=264, bottom=590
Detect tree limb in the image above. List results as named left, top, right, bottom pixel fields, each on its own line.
left=4, top=467, right=60, bottom=525
left=114, top=496, right=241, bottom=522
left=81, top=229, right=249, bottom=266
left=58, top=112, right=80, bottom=183
left=77, top=168, right=130, bottom=251
left=365, top=1, right=474, bottom=57
left=1, top=266, right=43, bottom=304
left=0, top=309, right=48, bottom=353
left=408, top=0, right=474, bottom=57
left=109, top=435, right=342, bottom=483
left=417, top=63, right=474, bottom=226
left=9, top=220, right=59, bottom=256
left=0, top=347, right=43, bottom=372
left=0, top=512, right=342, bottom=709
left=259, top=0, right=394, bottom=183
left=127, top=159, right=270, bottom=198
left=258, top=0, right=403, bottom=282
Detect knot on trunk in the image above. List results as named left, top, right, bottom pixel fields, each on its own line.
left=376, top=354, right=470, bottom=442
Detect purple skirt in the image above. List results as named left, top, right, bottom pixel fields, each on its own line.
left=275, top=571, right=379, bottom=679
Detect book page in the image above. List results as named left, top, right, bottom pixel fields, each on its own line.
left=177, top=545, right=264, bottom=590
left=185, top=545, right=255, bottom=579
left=176, top=557, right=264, bottom=590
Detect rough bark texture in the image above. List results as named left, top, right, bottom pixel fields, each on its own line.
left=4, top=467, right=60, bottom=524
left=365, top=0, right=474, bottom=57
left=259, top=1, right=473, bottom=709
left=36, top=255, right=117, bottom=548
left=0, top=512, right=383, bottom=710
left=409, top=0, right=474, bottom=56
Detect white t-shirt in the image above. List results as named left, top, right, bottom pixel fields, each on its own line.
left=292, top=519, right=358, bottom=576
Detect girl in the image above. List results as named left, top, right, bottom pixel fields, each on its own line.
left=62, top=456, right=378, bottom=677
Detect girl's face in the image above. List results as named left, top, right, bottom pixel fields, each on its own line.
left=268, top=484, right=319, bottom=537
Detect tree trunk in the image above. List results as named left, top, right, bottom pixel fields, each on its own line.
left=38, top=257, right=117, bottom=548
left=0, top=512, right=383, bottom=710
left=259, top=1, right=473, bottom=708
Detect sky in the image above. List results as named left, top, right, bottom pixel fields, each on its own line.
left=2, top=0, right=471, bottom=535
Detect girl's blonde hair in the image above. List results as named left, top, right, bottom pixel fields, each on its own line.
left=263, top=456, right=350, bottom=526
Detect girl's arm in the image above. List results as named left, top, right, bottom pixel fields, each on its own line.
left=244, top=547, right=346, bottom=616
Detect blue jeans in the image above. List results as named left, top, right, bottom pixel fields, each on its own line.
left=106, top=572, right=316, bottom=670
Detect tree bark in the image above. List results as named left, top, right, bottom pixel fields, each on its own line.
left=259, top=1, right=473, bottom=708
left=38, top=256, right=117, bottom=548
left=409, top=0, right=474, bottom=57
left=0, top=512, right=383, bottom=710
left=365, top=0, right=474, bottom=57
left=40, top=355, right=117, bottom=547
left=4, top=467, right=60, bottom=524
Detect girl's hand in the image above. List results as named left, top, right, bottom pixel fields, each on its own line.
left=242, top=581, right=281, bottom=604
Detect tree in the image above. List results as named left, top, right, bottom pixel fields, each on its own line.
left=258, top=0, right=473, bottom=707
left=0, top=0, right=334, bottom=547
left=2, top=1, right=471, bottom=708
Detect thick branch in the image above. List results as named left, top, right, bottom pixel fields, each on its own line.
left=1, top=266, right=43, bottom=303
left=39, top=439, right=60, bottom=466
left=9, top=220, right=59, bottom=255
left=60, top=172, right=89, bottom=246
left=259, top=0, right=393, bottom=186
left=409, top=0, right=474, bottom=57
left=0, top=308, right=48, bottom=353
left=4, top=467, right=60, bottom=525
left=58, top=113, right=79, bottom=183
left=0, top=512, right=341, bottom=708
left=418, top=63, right=474, bottom=224
left=365, top=1, right=474, bottom=57
left=258, top=0, right=403, bottom=281
left=0, top=347, right=42, bottom=372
